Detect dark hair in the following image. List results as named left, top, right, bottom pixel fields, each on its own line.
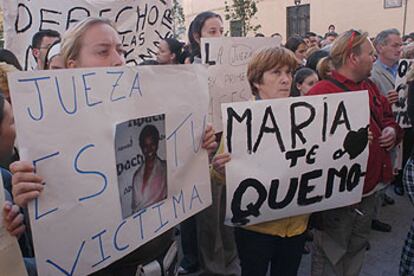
left=164, top=38, right=186, bottom=64
left=139, top=60, right=159, bottom=66
left=139, top=124, right=160, bottom=149
left=324, top=32, right=338, bottom=39
left=328, top=24, right=335, bottom=30
left=0, top=49, right=22, bottom=70
left=255, top=33, right=265, bottom=37
left=32, top=29, right=61, bottom=49
left=306, top=50, right=329, bottom=71
left=285, top=35, right=306, bottom=53
left=291, top=68, right=317, bottom=96
left=0, top=93, right=5, bottom=126
left=188, top=11, right=222, bottom=61
left=305, top=32, right=317, bottom=38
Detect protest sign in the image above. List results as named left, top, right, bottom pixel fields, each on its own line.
left=202, top=37, right=282, bottom=132
left=222, top=92, right=369, bottom=226
left=393, top=59, right=414, bottom=128
left=8, top=64, right=211, bottom=275
left=0, top=172, right=28, bottom=276
left=201, top=37, right=282, bottom=66
left=1, top=0, right=173, bottom=69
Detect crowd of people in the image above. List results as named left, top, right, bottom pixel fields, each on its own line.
left=1, top=9, right=414, bottom=276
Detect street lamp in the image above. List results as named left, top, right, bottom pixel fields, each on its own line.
left=294, top=0, right=301, bottom=6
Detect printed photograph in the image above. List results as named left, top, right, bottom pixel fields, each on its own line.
left=114, top=114, right=167, bottom=219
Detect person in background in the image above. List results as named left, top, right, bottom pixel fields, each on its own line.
left=322, top=32, right=338, bottom=48
left=308, top=29, right=402, bottom=276
left=0, top=62, right=19, bottom=102
left=403, top=42, right=414, bottom=59
left=44, top=40, right=64, bottom=70
left=179, top=11, right=239, bottom=276
left=370, top=28, right=405, bottom=233
left=285, top=35, right=308, bottom=69
left=156, top=38, right=187, bottom=65
left=31, top=29, right=60, bottom=70
left=211, top=46, right=309, bottom=276
left=291, top=67, right=319, bottom=96
left=316, top=56, right=334, bottom=80
left=328, top=24, right=336, bottom=33
left=305, top=32, right=320, bottom=48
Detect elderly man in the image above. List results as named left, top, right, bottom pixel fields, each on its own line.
left=370, top=28, right=405, bottom=232
left=308, top=30, right=403, bottom=276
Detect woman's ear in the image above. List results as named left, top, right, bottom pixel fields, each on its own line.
left=171, top=53, right=177, bottom=63
left=193, top=32, right=201, bottom=44
left=66, top=59, right=77, bottom=69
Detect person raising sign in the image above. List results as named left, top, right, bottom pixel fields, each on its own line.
left=10, top=17, right=217, bottom=276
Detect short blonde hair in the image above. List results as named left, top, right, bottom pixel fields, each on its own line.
left=0, top=62, right=18, bottom=98
left=247, top=47, right=297, bottom=96
left=330, top=30, right=369, bottom=69
left=316, top=57, right=333, bottom=80
left=61, top=17, right=116, bottom=67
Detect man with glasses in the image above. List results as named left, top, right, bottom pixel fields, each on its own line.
left=31, top=29, right=61, bottom=70
left=308, top=30, right=403, bottom=276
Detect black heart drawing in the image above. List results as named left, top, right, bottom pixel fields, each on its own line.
left=343, top=127, right=369, bottom=159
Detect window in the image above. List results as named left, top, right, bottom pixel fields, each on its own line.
left=384, top=0, right=402, bottom=8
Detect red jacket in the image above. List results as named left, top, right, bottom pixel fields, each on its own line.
left=308, top=71, right=403, bottom=194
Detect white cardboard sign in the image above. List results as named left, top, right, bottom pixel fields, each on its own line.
left=8, top=65, right=211, bottom=276
left=222, top=92, right=369, bottom=226
left=393, top=59, right=414, bottom=128
left=202, top=37, right=282, bottom=132
left=1, top=0, right=173, bottom=69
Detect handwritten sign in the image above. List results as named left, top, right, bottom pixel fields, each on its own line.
left=1, top=0, right=173, bottom=69
left=8, top=65, right=211, bottom=275
left=393, top=59, right=414, bottom=128
left=0, top=172, right=28, bottom=276
left=202, top=37, right=282, bottom=132
left=222, top=92, right=369, bottom=226
left=201, top=37, right=282, bottom=66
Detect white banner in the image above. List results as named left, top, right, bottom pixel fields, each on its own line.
left=222, top=92, right=369, bottom=226
left=8, top=64, right=211, bottom=276
left=0, top=172, right=28, bottom=276
left=1, top=0, right=173, bottom=69
left=202, top=37, right=282, bottom=132
left=393, top=59, right=414, bottom=128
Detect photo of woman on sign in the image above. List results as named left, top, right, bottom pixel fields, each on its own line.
left=131, top=124, right=167, bottom=212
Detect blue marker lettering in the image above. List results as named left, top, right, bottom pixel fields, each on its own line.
left=82, top=72, right=102, bottom=107
left=152, top=201, right=169, bottom=233
left=132, top=208, right=147, bottom=240
left=46, top=240, right=86, bottom=276
left=74, top=144, right=108, bottom=202
left=167, top=113, right=192, bottom=167
left=113, top=220, right=129, bottom=252
left=107, top=71, right=126, bottom=102
left=129, top=72, right=142, bottom=97
left=33, top=152, right=60, bottom=220
left=191, top=115, right=207, bottom=153
left=55, top=76, right=78, bottom=115
left=91, top=230, right=111, bottom=268
left=172, top=190, right=185, bottom=219
left=18, top=76, right=50, bottom=121
left=189, top=184, right=203, bottom=210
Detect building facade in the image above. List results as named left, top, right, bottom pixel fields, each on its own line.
left=182, top=0, right=413, bottom=41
